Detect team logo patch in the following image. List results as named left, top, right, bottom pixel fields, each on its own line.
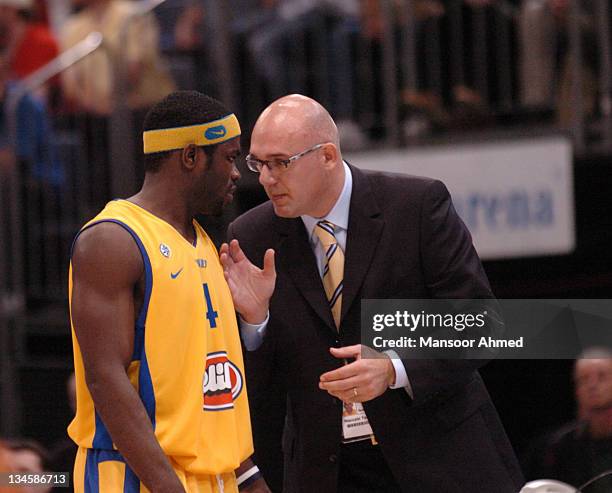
left=159, top=243, right=171, bottom=258
left=202, top=351, right=243, bottom=411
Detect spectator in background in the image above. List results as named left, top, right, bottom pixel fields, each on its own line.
left=0, top=58, right=64, bottom=187
left=60, top=0, right=174, bottom=115
left=59, top=0, right=175, bottom=207
left=0, top=0, right=61, bottom=107
left=0, top=440, right=14, bottom=472
left=0, top=440, right=22, bottom=493
left=153, top=1, right=219, bottom=95
left=243, top=0, right=370, bottom=149
left=153, top=0, right=199, bottom=52
left=0, top=0, right=58, bottom=79
left=3, top=439, right=52, bottom=493
left=518, top=0, right=598, bottom=126
left=524, top=348, right=612, bottom=492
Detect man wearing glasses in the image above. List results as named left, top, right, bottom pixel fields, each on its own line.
left=224, top=94, right=523, bottom=492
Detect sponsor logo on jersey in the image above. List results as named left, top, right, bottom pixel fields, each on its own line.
left=202, top=351, right=243, bottom=411
left=159, top=243, right=171, bottom=258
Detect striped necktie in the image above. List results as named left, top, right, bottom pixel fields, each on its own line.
left=314, top=220, right=344, bottom=329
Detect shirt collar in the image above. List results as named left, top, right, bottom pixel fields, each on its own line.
left=301, top=161, right=352, bottom=243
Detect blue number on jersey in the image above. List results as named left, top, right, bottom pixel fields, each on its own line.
left=203, top=283, right=218, bottom=328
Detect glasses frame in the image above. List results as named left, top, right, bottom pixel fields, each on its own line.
left=245, top=143, right=326, bottom=173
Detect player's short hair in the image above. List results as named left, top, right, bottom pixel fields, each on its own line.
left=142, top=91, right=233, bottom=173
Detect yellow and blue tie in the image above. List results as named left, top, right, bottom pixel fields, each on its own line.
left=314, top=220, right=344, bottom=329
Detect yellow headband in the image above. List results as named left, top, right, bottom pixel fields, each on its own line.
left=143, top=114, right=241, bottom=154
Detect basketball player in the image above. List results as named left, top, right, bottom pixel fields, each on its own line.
left=68, top=91, right=275, bottom=493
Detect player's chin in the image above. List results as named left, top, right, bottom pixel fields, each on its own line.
left=224, top=190, right=235, bottom=205
left=200, top=201, right=225, bottom=217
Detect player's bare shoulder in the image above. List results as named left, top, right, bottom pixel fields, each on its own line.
left=71, top=221, right=144, bottom=287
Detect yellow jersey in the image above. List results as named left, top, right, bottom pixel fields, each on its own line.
left=68, top=199, right=253, bottom=475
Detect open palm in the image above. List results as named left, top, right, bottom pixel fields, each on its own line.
left=219, top=239, right=276, bottom=323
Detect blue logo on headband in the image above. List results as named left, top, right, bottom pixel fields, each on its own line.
left=205, top=125, right=227, bottom=140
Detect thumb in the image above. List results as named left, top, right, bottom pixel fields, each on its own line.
left=263, top=249, right=276, bottom=277
left=330, top=344, right=362, bottom=360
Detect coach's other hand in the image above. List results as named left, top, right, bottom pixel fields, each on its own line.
left=319, top=345, right=396, bottom=403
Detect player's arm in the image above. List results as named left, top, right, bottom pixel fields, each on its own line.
left=235, top=457, right=271, bottom=492
left=71, top=223, right=185, bottom=493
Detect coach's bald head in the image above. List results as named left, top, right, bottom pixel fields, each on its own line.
left=250, top=95, right=345, bottom=218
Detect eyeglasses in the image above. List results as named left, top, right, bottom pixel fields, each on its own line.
left=245, top=143, right=325, bottom=173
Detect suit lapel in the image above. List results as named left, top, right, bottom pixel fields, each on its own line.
left=275, top=217, right=337, bottom=331
left=341, top=166, right=384, bottom=324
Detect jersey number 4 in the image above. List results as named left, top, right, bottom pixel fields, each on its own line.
left=203, top=283, right=218, bottom=328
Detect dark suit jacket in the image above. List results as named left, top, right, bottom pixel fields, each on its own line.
left=229, top=165, right=524, bottom=493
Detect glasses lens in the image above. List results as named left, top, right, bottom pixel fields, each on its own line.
left=245, top=158, right=261, bottom=173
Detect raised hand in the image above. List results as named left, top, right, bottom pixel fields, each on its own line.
left=219, top=239, right=276, bottom=324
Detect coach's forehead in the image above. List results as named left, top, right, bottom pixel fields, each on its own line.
left=253, top=94, right=337, bottom=149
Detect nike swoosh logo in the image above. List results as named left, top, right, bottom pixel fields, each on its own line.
left=204, top=125, right=227, bottom=140
left=170, top=268, right=183, bottom=279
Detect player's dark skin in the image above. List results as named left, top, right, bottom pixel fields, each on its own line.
left=71, top=139, right=274, bottom=492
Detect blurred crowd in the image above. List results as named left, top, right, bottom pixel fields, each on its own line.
left=0, top=0, right=606, bottom=160
left=0, top=0, right=605, bottom=278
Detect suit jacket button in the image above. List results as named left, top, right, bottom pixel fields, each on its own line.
left=329, top=454, right=337, bottom=463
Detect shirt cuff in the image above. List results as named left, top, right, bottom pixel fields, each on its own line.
left=238, top=312, right=269, bottom=351
left=384, top=350, right=414, bottom=398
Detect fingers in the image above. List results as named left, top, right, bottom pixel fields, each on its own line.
left=219, top=244, right=231, bottom=267
left=329, top=344, right=362, bottom=360
left=219, top=243, right=235, bottom=271
left=319, top=375, right=360, bottom=392
left=229, top=239, right=248, bottom=263
left=320, top=361, right=358, bottom=383
left=328, top=385, right=367, bottom=403
left=263, top=248, right=276, bottom=277
left=328, top=388, right=356, bottom=402
left=219, top=253, right=231, bottom=272
left=320, top=358, right=392, bottom=403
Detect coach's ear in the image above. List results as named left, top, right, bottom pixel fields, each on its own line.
left=321, top=142, right=339, bottom=171
left=181, top=144, right=199, bottom=170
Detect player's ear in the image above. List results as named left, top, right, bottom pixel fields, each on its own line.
left=181, top=144, right=199, bottom=170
